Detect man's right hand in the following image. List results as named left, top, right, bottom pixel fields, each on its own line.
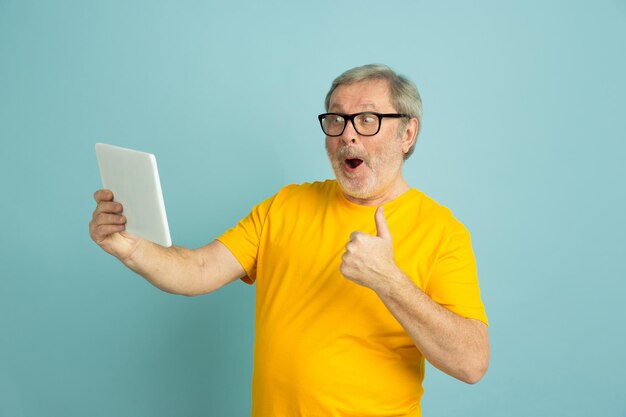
left=89, top=189, right=141, bottom=261
left=88, top=189, right=245, bottom=295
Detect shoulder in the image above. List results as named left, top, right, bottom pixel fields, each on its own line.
left=404, top=189, right=469, bottom=236
left=271, top=180, right=337, bottom=207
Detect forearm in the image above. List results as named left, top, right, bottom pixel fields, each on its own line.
left=375, top=271, right=490, bottom=384
left=121, top=239, right=206, bottom=296
left=90, top=190, right=242, bottom=295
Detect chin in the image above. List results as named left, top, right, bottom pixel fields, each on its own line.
left=335, top=173, right=377, bottom=200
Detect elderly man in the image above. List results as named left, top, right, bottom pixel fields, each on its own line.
left=90, top=64, right=489, bottom=417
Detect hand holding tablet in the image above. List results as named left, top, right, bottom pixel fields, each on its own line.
left=94, top=143, right=172, bottom=247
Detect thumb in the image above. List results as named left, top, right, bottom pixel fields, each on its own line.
left=375, top=206, right=391, bottom=241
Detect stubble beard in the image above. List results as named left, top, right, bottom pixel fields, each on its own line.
left=326, top=139, right=404, bottom=201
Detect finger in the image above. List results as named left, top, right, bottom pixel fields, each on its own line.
left=90, top=213, right=126, bottom=237
left=93, top=189, right=114, bottom=203
left=339, top=253, right=352, bottom=276
left=97, top=223, right=126, bottom=235
left=90, top=223, right=125, bottom=242
left=375, top=206, right=391, bottom=241
left=93, top=201, right=123, bottom=217
left=95, top=213, right=127, bottom=226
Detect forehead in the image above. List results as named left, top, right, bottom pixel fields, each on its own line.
left=328, top=79, right=393, bottom=112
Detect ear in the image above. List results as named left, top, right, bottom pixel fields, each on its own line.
left=401, top=117, right=419, bottom=154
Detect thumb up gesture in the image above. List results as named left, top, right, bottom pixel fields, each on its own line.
left=340, top=207, right=401, bottom=293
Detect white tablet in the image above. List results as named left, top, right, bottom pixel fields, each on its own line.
left=95, top=143, right=172, bottom=247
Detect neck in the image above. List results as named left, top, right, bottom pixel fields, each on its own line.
left=342, top=177, right=411, bottom=206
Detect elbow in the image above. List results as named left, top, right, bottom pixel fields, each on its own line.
left=459, top=320, right=490, bottom=384
left=178, top=290, right=202, bottom=298
left=155, top=285, right=199, bottom=297
left=459, top=354, right=490, bottom=384
left=175, top=286, right=212, bottom=297
left=160, top=279, right=219, bottom=297
left=461, top=363, right=488, bottom=385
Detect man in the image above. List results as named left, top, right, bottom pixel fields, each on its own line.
left=90, top=64, right=489, bottom=416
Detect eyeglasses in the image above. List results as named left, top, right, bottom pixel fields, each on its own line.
left=318, top=112, right=411, bottom=137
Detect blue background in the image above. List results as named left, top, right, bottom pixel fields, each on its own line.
left=1, top=1, right=625, bottom=416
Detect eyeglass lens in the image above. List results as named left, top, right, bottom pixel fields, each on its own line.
left=321, top=113, right=380, bottom=136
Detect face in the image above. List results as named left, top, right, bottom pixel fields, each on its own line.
left=325, top=79, right=416, bottom=204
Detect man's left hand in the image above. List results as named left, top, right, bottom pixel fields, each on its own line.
left=340, top=207, right=402, bottom=292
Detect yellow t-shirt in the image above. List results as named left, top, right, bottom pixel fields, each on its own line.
left=217, top=180, right=487, bottom=417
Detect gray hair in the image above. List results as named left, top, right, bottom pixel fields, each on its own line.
left=324, top=64, right=422, bottom=160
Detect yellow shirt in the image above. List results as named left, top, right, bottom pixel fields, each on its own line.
left=218, top=180, right=487, bottom=417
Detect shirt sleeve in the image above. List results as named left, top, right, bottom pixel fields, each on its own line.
left=216, top=193, right=276, bottom=284
left=424, top=226, right=488, bottom=325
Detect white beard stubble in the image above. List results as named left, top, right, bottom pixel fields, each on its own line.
left=325, top=136, right=404, bottom=201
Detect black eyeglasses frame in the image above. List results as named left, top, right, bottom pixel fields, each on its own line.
left=317, top=112, right=411, bottom=137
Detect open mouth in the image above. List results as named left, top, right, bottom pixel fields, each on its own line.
left=345, top=158, right=363, bottom=169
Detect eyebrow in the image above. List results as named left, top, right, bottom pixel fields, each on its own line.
left=328, top=103, right=378, bottom=112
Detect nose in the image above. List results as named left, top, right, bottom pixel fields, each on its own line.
left=340, top=119, right=359, bottom=145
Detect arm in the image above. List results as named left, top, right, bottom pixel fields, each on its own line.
left=89, top=189, right=246, bottom=296
left=373, top=271, right=489, bottom=384
left=340, top=207, right=490, bottom=384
